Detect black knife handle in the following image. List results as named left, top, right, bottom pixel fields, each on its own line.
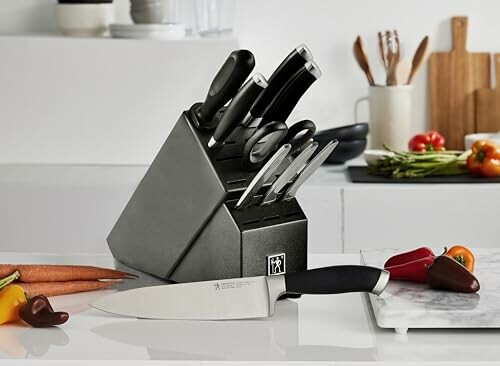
left=250, top=44, right=313, bottom=119
left=209, top=73, right=268, bottom=148
left=259, top=61, right=321, bottom=126
left=285, top=265, right=389, bottom=295
left=196, top=49, right=255, bottom=128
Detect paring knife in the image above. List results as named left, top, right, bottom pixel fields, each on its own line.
left=208, top=73, right=268, bottom=149
left=195, top=49, right=255, bottom=129
left=281, top=140, right=338, bottom=201
left=235, top=143, right=291, bottom=209
left=90, top=265, right=389, bottom=320
left=258, top=60, right=321, bottom=127
left=260, top=141, right=318, bottom=205
left=242, top=44, right=313, bottom=127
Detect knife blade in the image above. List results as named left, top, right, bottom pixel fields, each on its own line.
left=208, top=73, right=268, bottom=149
left=281, top=140, right=338, bottom=201
left=242, top=44, right=313, bottom=127
left=258, top=60, right=321, bottom=127
left=235, top=143, right=291, bottom=209
left=90, top=265, right=389, bottom=320
left=195, top=49, right=255, bottom=129
left=260, top=141, right=318, bottom=205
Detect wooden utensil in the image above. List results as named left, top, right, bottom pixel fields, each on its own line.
left=429, top=16, right=490, bottom=150
left=407, top=35, right=430, bottom=84
left=386, top=30, right=400, bottom=86
left=475, top=53, right=500, bottom=133
left=353, top=36, right=375, bottom=86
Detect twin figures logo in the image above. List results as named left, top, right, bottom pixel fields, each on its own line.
left=267, top=253, right=286, bottom=275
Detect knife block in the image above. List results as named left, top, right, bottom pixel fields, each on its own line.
left=107, top=105, right=308, bottom=282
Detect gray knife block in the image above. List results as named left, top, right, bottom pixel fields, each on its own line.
left=107, top=104, right=308, bottom=283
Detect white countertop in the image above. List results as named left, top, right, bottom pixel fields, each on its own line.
left=0, top=252, right=499, bottom=365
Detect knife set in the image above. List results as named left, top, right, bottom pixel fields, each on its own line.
left=108, top=45, right=336, bottom=283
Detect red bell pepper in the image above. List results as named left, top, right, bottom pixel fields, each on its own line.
left=385, top=256, right=436, bottom=283
left=384, top=247, right=435, bottom=268
left=408, top=131, right=446, bottom=152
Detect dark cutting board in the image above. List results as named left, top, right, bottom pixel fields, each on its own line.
left=347, top=166, right=500, bottom=184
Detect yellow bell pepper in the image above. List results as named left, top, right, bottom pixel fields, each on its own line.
left=0, top=285, right=28, bottom=325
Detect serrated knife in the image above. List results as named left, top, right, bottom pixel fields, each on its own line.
left=90, top=265, right=389, bottom=320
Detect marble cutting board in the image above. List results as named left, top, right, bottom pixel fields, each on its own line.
left=361, top=248, right=500, bottom=334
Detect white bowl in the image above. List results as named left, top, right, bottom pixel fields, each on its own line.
left=57, top=3, right=115, bottom=37
left=364, top=149, right=395, bottom=166
left=464, top=133, right=500, bottom=150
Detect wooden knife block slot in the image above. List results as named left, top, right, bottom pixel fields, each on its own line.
left=107, top=106, right=308, bottom=283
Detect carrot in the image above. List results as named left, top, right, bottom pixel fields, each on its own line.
left=0, top=264, right=136, bottom=283
left=19, top=280, right=118, bottom=298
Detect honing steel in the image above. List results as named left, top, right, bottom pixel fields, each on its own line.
left=208, top=73, right=268, bottom=148
left=90, top=265, right=389, bottom=320
left=281, top=140, right=339, bottom=201
left=407, top=35, right=430, bottom=84
left=260, top=141, right=318, bottom=205
left=258, top=60, right=321, bottom=127
left=242, top=44, right=313, bottom=127
left=236, top=143, right=291, bottom=208
left=353, top=35, right=375, bottom=86
left=195, top=49, right=255, bottom=129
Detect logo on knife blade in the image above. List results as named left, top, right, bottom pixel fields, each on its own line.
left=267, top=253, right=286, bottom=275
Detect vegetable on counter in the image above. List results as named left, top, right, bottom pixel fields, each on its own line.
left=0, top=264, right=136, bottom=283
left=18, top=280, right=117, bottom=298
left=0, top=285, right=28, bottom=325
left=384, top=246, right=435, bottom=268
left=369, top=147, right=469, bottom=179
left=427, top=255, right=480, bottom=293
left=409, top=131, right=446, bottom=152
left=466, top=140, right=500, bottom=178
left=445, top=245, right=475, bottom=272
left=19, top=295, right=69, bottom=327
left=384, top=256, right=436, bottom=283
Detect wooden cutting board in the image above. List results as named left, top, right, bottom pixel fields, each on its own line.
left=429, top=16, right=490, bottom=150
left=476, top=54, right=500, bottom=133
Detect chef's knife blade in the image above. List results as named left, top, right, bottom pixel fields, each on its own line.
left=242, top=44, right=313, bottom=127
left=258, top=60, right=321, bottom=127
left=208, top=73, right=268, bottom=149
left=195, top=49, right=255, bottom=129
left=235, top=143, right=291, bottom=209
left=90, top=265, right=389, bottom=320
left=261, top=141, right=318, bottom=205
left=281, top=140, right=338, bottom=201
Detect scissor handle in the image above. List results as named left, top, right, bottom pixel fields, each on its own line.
left=281, top=119, right=316, bottom=156
left=242, top=121, right=288, bottom=170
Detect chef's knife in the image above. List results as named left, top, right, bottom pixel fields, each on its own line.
left=258, top=60, right=321, bottom=127
left=195, top=49, right=255, bottom=129
left=281, top=140, right=338, bottom=201
left=235, top=143, right=291, bottom=209
left=208, top=73, right=268, bottom=149
left=242, top=44, right=313, bottom=127
left=261, top=141, right=318, bottom=205
left=90, top=265, right=389, bottom=320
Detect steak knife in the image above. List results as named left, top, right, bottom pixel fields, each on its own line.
left=242, top=44, right=313, bottom=127
left=281, top=140, right=338, bottom=201
left=208, top=73, right=268, bottom=149
left=235, top=143, right=291, bottom=209
left=195, top=49, right=255, bottom=129
left=260, top=141, right=318, bottom=205
left=258, top=60, right=321, bottom=127
left=90, top=265, right=389, bottom=320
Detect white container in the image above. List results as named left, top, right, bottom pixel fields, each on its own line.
left=355, top=85, right=413, bottom=151
left=464, top=133, right=500, bottom=150
left=56, top=3, right=115, bottom=37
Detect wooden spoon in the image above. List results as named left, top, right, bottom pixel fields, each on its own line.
left=407, top=35, right=430, bottom=84
left=353, top=35, right=376, bottom=86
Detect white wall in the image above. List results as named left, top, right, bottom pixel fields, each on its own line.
left=1, top=0, right=500, bottom=163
